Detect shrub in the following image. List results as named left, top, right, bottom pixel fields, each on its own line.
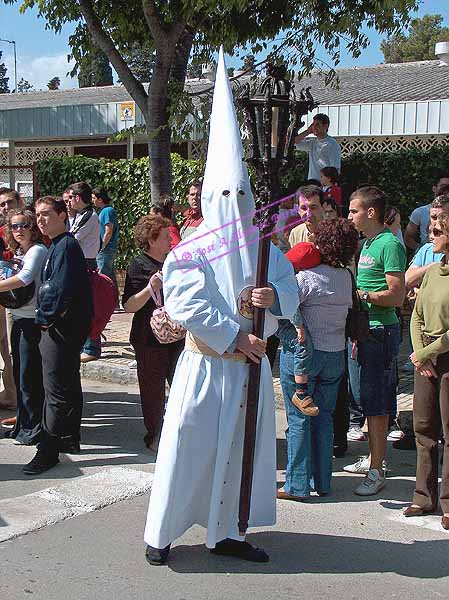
left=37, top=154, right=203, bottom=269
left=37, top=142, right=449, bottom=267
left=283, top=144, right=449, bottom=218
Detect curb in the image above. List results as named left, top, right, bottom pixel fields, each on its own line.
left=80, top=359, right=286, bottom=409
left=81, top=359, right=138, bottom=385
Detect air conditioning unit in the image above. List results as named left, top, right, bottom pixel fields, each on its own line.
left=435, top=41, right=449, bottom=65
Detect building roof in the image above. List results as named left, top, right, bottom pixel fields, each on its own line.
left=1, top=59, right=448, bottom=113
left=2, top=59, right=449, bottom=141
left=299, top=59, right=449, bottom=105
left=0, top=79, right=216, bottom=111
left=0, top=84, right=135, bottom=110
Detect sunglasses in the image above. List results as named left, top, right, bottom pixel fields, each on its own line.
left=0, top=199, right=15, bottom=208
left=11, top=222, right=31, bottom=231
left=432, top=227, right=445, bottom=237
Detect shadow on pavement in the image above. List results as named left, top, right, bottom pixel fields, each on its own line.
left=169, top=532, right=449, bottom=577
left=0, top=390, right=155, bottom=484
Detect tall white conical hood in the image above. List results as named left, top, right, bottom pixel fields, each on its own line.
left=201, top=47, right=255, bottom=232
left=199, top=47, right=258, bottom=308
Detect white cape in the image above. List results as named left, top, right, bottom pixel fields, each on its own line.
left=144, top=232, right=298, bottom=549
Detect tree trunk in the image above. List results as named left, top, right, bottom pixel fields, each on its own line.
left=171, top=30, right=194, bottom=83
left=145, top=107, right=173, bottom=203
left=146, top=30, right=193, bottom=204
left=146, top=51, right=172, bottom=203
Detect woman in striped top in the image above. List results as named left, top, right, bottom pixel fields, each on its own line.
left=277, top=218, right=358, bottom=501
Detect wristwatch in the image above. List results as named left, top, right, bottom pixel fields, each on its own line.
left=360, top=291, right=370, bottom=302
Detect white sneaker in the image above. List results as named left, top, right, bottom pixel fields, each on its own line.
left=347, top=426, right=365, bottom=441
left=354, top=468, right=386, bottom=496
left=387, top=428, right=405, bottom=441
left=343, top=456, right=370, bottom=473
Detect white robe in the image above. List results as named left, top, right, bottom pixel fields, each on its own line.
left=144, top=234, right=298, bottom=549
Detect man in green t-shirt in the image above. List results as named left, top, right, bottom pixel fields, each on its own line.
left=346, top=186, right=406, bottom=496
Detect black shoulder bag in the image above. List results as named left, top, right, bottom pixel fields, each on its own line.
left=345, top=269, right=370, bottom=342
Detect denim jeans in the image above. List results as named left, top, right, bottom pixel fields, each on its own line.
left=357, top=323, right=401, bottom=417
left=96, top=246, right=117, bottom=282
left=280, top=339, right=345, bottom=496
left=347, top=340, right=364, bottom=428
left=292, top=308, right=313, bottom=376
left=83, top=335, right=101, bottom=358
left=10, top=318, right=44, bottom=444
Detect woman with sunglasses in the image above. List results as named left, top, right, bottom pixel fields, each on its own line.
left=405, top=213, right=449, bottom=529
left=0, top=209, right=47, bottom=445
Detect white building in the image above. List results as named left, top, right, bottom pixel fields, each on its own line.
left=1, top=46, right=449, bottom=199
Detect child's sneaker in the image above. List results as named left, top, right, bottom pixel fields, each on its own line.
left=291, top=392, right=319, bottom=416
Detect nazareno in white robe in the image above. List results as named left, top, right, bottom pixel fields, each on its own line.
left=144, top=234, right=298, bottom=549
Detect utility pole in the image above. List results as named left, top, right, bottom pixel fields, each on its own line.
left=0, top=38, right=17, bottom=92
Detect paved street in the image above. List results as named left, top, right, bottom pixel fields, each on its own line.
left=1, top=379, right=448, bottom=599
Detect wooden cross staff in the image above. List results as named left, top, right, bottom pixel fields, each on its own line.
left=236, top=67, right=317, bottom=535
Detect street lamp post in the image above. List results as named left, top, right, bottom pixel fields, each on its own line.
left=0, top=38, right=17, bottom=93
left=236, top=64, right=317, bottom=536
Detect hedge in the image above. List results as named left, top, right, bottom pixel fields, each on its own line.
left=286, top=143, right=449, bottom=218
left=37, top=142, right=449, bottom=268
left=37, top=154, right=203, bottom=269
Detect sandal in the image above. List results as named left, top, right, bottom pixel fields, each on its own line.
left=291, top=392, right=319, bottom=416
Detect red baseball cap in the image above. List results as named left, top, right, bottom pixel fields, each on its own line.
left=286, top=242, right=321, bottom=271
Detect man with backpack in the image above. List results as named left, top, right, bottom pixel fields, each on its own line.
left=68, top=181, right=101, bottom=362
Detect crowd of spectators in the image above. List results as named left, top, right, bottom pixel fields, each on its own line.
left=1, top=115, right=449, bottom=528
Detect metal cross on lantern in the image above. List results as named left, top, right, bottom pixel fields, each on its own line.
left=236, top=63, right=317, bottom=536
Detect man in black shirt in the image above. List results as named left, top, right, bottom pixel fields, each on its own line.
left=23, top=196, right=93, bottom=475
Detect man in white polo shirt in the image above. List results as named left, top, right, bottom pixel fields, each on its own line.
left=295, top=113, right=341, bottom=182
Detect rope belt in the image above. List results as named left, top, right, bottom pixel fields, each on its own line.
left=185, top=331, right=247, bottom=363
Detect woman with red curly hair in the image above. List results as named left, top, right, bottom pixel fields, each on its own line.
left=277, top=218, right=358, bottom=500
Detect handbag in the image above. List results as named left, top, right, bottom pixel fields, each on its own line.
left=148, top=276, right=186, bottom=344
left=345, top=269, right=370, bottom=342
left=0, top=258, right=35, bottom=309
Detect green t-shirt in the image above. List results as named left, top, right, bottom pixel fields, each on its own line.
left=357, top=229, right=406, bottom=327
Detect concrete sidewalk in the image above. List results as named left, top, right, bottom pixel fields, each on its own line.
left=0, top=379, right=433, bottom=546
left=1, top=379, right=447, bottom=600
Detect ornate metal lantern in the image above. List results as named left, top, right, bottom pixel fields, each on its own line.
left=236, top=64, right=317, bottom=537
left=237, top=63, right=317, bottom=232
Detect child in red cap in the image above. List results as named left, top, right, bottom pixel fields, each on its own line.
left=285, top=242, right=321, bottom=417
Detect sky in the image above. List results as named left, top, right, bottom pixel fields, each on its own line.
left=0, top=0, right=448, bottom=91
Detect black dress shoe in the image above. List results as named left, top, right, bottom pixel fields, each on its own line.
left=211, top=539, right=269, bottom=563
left=145, top=544, right=171, bottom=565
left=23, top=449, right=59, bottom=475
left=59, top=439, right=81, bottom=454
left=333, top=444, right=347, bottom=458
left=393, top=435, right=416, bottom=450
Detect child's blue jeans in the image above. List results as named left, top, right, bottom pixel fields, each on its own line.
left=292, top=307, right=313, bottom=377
